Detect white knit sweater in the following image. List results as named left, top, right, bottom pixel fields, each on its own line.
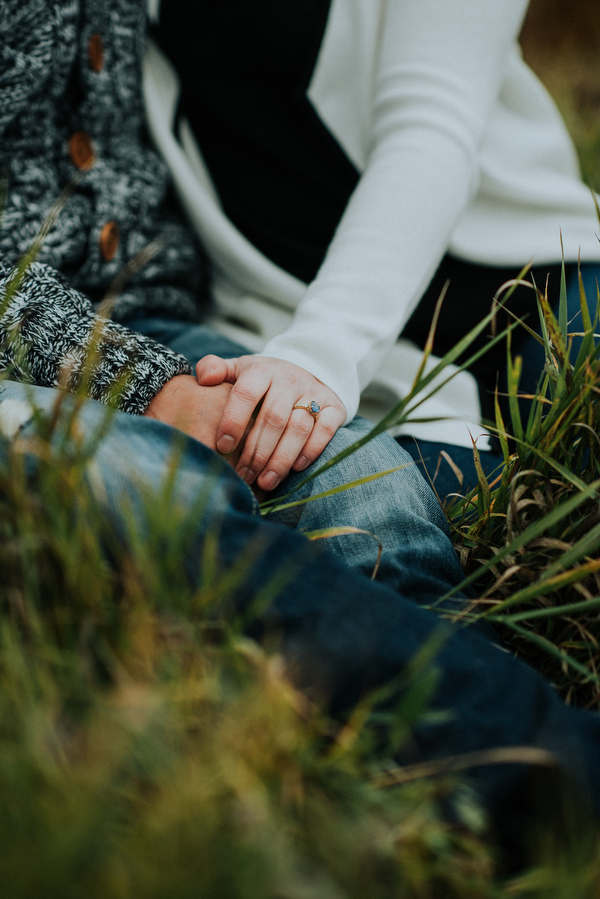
left=144, top=0, right=600, bottom=446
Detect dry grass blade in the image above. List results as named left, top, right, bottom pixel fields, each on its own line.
left=304, top=525, right=383, bottom=579
left=373, top=746, right=558, bottom=788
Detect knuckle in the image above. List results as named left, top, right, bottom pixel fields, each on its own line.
left=270, top=451, right=295, bottom=474
left=280, top=371, right=300, bottom=388
left=232, top=383, right=260, bottom=405
left=220, top=413, right=246, bottom=438
left=263, top=409, right=288, bottom=432
left=287, top=416, right=312, bottom=438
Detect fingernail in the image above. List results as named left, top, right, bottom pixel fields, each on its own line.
left=295, top=455, right=309, bottom=471
left=238, top=468, right=255, bottom=485
left=217, top=435, right=235, bottom=453
left=260, top=471, right=278, bottom=492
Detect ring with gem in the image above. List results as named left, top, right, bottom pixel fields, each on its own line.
left=292, top=400, right=321, bottom=421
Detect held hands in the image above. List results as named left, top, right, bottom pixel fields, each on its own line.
left=195, top=355, right=347, bottom=491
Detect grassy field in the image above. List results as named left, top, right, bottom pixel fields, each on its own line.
left=2, top=5, right=600, bottom=896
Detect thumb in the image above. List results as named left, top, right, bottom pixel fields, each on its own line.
left=195, top=354, right=237, bottom=386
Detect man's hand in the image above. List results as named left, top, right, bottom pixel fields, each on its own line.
left=143, top=375, right=242, bottom=464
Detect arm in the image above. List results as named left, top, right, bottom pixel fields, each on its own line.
left=262, top=0, right=531, bottom=412
left=0, top=1, right=193, bottom=417
left=0, top=261, right=192, bottom=414
left=1, top=262, right=241, bottom=461
left=196, top=0, right=529, bottom=487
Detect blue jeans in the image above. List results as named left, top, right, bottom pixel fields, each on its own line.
left=1, top=316, right=599, bottom=835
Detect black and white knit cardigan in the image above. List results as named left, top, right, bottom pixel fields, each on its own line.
left=0, top=0, right=207, bottom=413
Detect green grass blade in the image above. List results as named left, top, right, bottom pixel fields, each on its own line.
left=261, top=464, right=411, bottom=515
left=500, top=593, right=600, bottom=625
left=559, top=241, right=568, bottom=341
left=496, top=620, right=600, bottom=686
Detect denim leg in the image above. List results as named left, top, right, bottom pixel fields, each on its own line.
left=1, top=380, right=599, bottom=826
left=123, top=315, right=248, bottom=364
left=267, top=417, right=468, bottom=610
left=393, top=264, right=600, bottom=500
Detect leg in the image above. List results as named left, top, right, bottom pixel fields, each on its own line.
left=266, top=417, right=467, bottom=608
left=402, top=255, right=567, bottom=423
left=515, top=261, right=600, bottom=377
left=1, top=380, right=599, bottom=829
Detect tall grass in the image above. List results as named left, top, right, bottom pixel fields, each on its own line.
left=441, top=264, right=600, bottom=709
left=3, top=363, right=600, bottom=896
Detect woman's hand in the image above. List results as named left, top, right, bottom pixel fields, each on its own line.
left=195, top=355, right=346, bottom=491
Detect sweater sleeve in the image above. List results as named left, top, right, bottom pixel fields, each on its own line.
left=0, top=1, right=194, bottom=414
left=0, top=261, right=192, bottom=414
left=260, top=0, right=530, bottom=422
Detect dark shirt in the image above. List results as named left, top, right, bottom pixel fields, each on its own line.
left=155, top=0, right=359, bottom=283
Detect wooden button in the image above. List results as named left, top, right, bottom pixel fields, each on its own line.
left=88, top=33, right=105, bottom=72
left=68, top=131, right=95, bottom=170
left=99, top=221, right=120, bottom=262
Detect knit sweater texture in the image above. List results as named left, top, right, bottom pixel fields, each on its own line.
left=0, top=0, right=206, bottom=413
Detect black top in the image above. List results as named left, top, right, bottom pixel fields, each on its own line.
left=155, top=0, right=359, bottom=283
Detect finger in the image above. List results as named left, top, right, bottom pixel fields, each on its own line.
left=233, top=392, right=307, bottom=484
left=196, top=355, right=236, bottom=386
left=254, top=406, right=317, bottom=491
left=215, top=369, right=273, bottom=456
left=291, top=405, right=343, bottom=472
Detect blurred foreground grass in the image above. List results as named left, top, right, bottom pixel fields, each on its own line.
left=1, top=379, right=599, bottom=898
left=0, top=398, right=498, bottom=898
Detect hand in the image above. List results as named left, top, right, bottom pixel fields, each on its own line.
left=195, top=355, right=347, bottom=491
left=143, top=375, right=243, bottom=466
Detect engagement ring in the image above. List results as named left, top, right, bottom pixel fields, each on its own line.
left=292, top=400, right=321, bottom=421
